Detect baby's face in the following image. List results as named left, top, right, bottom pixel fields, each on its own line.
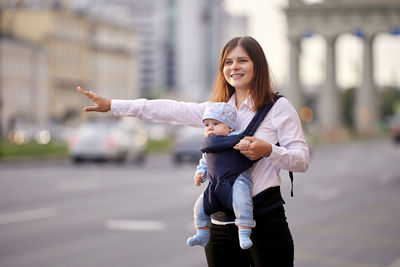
left=203, top=118, right=233, bottom=137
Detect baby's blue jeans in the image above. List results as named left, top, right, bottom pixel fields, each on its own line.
left=193, top=172, right=256, bottom=228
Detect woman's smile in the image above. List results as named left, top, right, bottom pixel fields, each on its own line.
left=231, top=73, right=245, bottom=80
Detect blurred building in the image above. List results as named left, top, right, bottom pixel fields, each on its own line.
left=88, top=16, right=138, bottom=101
left=86, top=0, right=170, bottom=98
left=0, top=37, right=49, bottom=136
left=85, top=0, right=247, bottom=101
left=285, top=0, right=400, bottom=133
left=0, top=2, right=138, bottom=137
left=175, top=0, right=247, bottom=101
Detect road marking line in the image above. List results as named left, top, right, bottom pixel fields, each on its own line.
left=105, top=219, right=166, bottom=231
left=0, top=207, right=57, bottom=225
left=296, top=251, right=385, bottom=267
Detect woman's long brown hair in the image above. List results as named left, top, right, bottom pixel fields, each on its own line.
left=211, top=36, right=275, bottom=111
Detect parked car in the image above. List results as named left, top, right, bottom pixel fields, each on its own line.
left=172, top=126, right=204, bottom=165
left=68, top=118, right=148, bottom=164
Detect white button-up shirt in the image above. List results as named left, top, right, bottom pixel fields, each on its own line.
left=111, top=94, right=310, bottom=197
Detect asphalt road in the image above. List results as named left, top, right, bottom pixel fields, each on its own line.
left=0, top=138, right=399, bottom=267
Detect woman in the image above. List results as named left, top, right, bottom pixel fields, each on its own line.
left=77, top=36, right=310, bottom=267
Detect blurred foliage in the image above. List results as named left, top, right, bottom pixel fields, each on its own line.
left=341, top=87, right=356, bottom=128
left=380, top=86, right=400, bottom=119
left=0, top=141, right=68, bottom=158
left=339, top=86, right=400, bottom=129
left=146, top=138, right=172, bottom=153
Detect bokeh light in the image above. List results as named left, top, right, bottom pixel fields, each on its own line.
left=299, top=106, right=314, bottom=122
left=358, top=108, right=371, bottom=124
left=8, top=130, right=25, bottom=145
left=35, top=130, right=52, bottom=145
left=134, top=130, right=148, bottom=146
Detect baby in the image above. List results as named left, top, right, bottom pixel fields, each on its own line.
left=187, top=102, right=255, bottom=250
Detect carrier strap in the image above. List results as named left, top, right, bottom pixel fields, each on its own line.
left=276, top=142, right=294, bottom=197
left=242, top=94, right=283, bottom=136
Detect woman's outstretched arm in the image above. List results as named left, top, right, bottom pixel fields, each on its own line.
left=76, top=86, right=207, bottom=127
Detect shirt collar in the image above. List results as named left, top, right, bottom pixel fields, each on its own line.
left=228, top=93, right=255, bottom=110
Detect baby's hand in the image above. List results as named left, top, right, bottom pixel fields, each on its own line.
left=194, top=173, right=204, bottom=186
left=236, top=139, right=251, bottom=151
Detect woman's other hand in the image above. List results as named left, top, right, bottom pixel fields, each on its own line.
left=234, top=136, right=272, bottom=160
left=194, top=173, right=204, bottom=186
left=76, top=86, right=111, bottom=112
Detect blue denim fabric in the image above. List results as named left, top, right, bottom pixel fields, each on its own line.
left=193, top=193, right=212, bottom=228
left=232, top=172, right=256, bottom=228
left=193, top=172, right=255, bottom=228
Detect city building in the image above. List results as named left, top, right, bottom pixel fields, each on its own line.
left=85, top=0, right=247, bottom=100
left=0, top=37, right=49, bottom=138
left=285, top=0, right=400, bottom=133
left=175, top=0, right=248, bottom=101
left=0, top=2, right=139, bottom=138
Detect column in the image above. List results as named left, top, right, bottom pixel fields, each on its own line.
left=318, top=35, right=340, bottom=130
left=287, top=36, right=305, bottom=112
left=355, top=34, right=378, bottom=133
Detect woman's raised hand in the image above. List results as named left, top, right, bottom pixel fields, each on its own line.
left=76, top=86, right=111, bottom=112
left=234, top=136, right=272, bottom=160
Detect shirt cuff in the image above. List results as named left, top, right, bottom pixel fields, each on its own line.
left=267, top=143, right=285, bottom=163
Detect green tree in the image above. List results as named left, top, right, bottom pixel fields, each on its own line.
left=380, top=86, right=400, bottom=120
left=341, top=87, right=355, bottom=128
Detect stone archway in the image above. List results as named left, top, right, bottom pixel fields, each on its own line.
left=285, top=0, right=400, bottom=133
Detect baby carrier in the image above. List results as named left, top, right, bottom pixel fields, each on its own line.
left=201, top=94, right=293, bottom=218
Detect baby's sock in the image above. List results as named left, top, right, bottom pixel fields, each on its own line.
left=238, top=228, right=253, bottom=250
left=187, top=229, right=210, bottom=247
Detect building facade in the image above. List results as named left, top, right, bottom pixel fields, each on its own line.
left=86, top=0, right=247, bottom=101
left=0, top=3, right=138, bottom=137
left=0, top=38, right=49, bottom=137
left=285, top=0, right=400, bottom=132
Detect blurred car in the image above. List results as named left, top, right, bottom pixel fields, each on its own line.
left=68, top=118, right=148, bottom=163
left=172, top=126, right=204, bottom=165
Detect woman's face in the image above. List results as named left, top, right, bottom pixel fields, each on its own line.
left=223, top=46, right=254, bottom=92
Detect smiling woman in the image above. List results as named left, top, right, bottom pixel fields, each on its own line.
left=212, top=36, right=275, bottom=112
left=76, top=36, right=310, bottom=267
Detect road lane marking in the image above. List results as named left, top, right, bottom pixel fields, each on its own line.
left=105, top=219, right=166, bottom=231
left=0, top=207, right=57, bottom=225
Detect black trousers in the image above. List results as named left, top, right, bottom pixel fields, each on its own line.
left=204, top=205, right=294, bottom=267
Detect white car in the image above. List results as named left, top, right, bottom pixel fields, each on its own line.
left=68, top=118, right=148, bottom=164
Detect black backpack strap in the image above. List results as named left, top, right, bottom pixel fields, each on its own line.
left=243, top=95, right=294, bottom=197
left=276, top=142, right=294, bottom=197
left=243, top=94, right=283, bottom=137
